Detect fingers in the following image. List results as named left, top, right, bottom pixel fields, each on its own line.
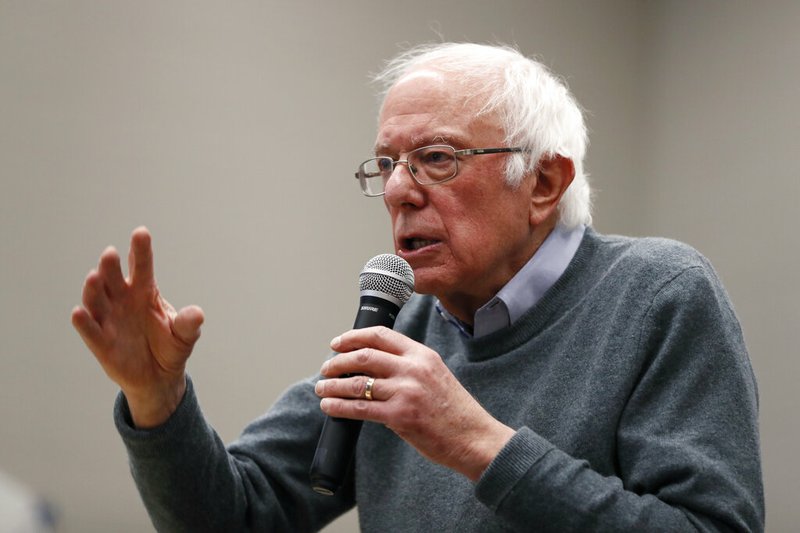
left=316, top=374, right=388, bottom=402
left=71, top=305, right=107, bottom=356
left=97, top=246, right=127, bottom=297
left=324, top=326, right=432, bottom=379
left=172, top=305, right=205, bottom=347
left=320, top=345, right=402, bottom=379
left=73, top=244, right=128, bottom=359
left=331, top=326, right=416, bottom=355
left=316, top=374, right=387, bottom=423
left=81, top=270, right=110, bottom=322
left=128, top=226, right=155, bottom=288
left=80, top=247, right=128, bottom=326
left=318, top=327, right=418, bottom=420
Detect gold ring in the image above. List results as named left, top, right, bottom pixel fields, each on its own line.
left=364, top=377, right=375, bottom=401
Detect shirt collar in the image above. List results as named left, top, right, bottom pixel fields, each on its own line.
left=437, top=224, right=586, bottom=338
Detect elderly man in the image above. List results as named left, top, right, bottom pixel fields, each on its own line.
left=72, top=43, right=763, bottom=531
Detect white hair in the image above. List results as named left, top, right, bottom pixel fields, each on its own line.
left=373, top=43, right=592, bottom=228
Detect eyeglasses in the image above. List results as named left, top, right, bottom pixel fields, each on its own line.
left=354, top=144, right=527, bottom=197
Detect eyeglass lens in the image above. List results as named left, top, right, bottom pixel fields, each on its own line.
left=359, top=145, right=458, bottom=195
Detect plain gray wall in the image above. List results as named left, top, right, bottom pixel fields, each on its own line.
left=0, top=1, right=795, bottom=531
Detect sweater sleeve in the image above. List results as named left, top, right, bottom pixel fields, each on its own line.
left=114, top=375, right=355, bottom=532
left=475, top=264, right=764, bottom=532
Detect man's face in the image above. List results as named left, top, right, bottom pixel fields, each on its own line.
left=376, top=71, right=538, bottom=319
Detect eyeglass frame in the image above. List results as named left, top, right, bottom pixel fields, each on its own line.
left=354, top=144, right=528, bottom=197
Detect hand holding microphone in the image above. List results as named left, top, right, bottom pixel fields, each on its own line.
left=309, top=254, right=414, bottom=495
left=313, top=257, right=517, bottom=487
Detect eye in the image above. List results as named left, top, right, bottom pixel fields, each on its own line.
left=418, top=148, right=452, bottom=166
left=411, top=146, right=457, bottom=182
left=377, top=158, right=394, bottom=173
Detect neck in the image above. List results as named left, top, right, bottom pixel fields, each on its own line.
left=437, top=219, right=557, bottom=325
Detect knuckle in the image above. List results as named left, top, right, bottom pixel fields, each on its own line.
left=412, top=351, right=441, bottom=375
left=421, top=347, right=442, bottom=365
left=353, top=400, right=371, bottom=414
left=406, top=360, right=427, bottom=381
left=405, top=385, right=427, bottom=405
left=323, top=358, right=337, bottom=376
left=356, top=348, right=372, bottom=365
left=351, top=377, right=365, bottom=397
left=396, top=405, right=422, bottom=430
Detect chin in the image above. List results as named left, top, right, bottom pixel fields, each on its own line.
left=408, top=269, right=452, bottom=298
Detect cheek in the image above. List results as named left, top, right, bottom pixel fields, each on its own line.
left=461, top=204, right=528, bottom=257
left=446, top=218, right=493, bottom=263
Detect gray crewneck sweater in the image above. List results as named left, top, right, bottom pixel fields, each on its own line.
left=115, top=229, right=764, bottom=532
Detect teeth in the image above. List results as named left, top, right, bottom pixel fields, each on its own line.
left=409, top=239, right=436, bottom=250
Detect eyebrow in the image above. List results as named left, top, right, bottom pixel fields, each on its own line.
left=373, top=132, right=462, bottom=156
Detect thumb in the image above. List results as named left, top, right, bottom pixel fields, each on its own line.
left=172, top=305, right=205, bottom=347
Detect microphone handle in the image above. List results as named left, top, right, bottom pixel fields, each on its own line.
left=309, top=295, right=400, bottom=495
left=352, top=294, right=400, bottom=329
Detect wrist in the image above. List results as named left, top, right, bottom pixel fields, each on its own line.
left=463, top=422, right=516, bottom=482
left=124, top=374, right=187, bottom=429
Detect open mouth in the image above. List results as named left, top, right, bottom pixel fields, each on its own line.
left=402, top=237, right=440, bottom=251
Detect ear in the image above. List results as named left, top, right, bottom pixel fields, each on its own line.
left=528, top=155, right=575, bottom=226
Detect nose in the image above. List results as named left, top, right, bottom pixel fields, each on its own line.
left=384, top=161, right=425, bottom=209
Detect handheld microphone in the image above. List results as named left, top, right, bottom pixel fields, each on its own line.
left=309, top=254, right=414, bottom=495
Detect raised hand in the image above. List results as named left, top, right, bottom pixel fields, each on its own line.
left=71, top=227, right=204, bottom=428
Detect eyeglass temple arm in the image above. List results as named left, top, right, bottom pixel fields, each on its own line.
left=456, top=147, right=526, bottom=156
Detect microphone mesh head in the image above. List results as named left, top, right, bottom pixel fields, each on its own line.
left=359, top=254, right=415, bottom=305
